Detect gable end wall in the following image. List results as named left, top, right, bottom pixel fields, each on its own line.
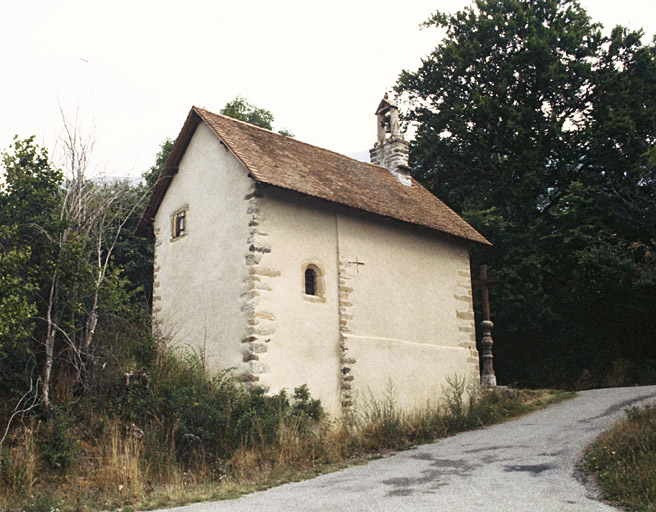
left=152, top=122, right=255, bottom=374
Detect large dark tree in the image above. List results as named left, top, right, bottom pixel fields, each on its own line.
left=397, top=0, right=656, bottom=387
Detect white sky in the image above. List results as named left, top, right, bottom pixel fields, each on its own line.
left=1, top=0, right=655, bottom=178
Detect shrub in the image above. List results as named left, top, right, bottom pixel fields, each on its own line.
left=107, top=347, right=325, bottom=471
left=585, top=404, right=656, bottom=511
left=42, top=406, right=79, bottom=471
left=0, top=321, right=568, bottom=512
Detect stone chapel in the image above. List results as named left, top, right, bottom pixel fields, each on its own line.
left=136, top=96, right=490, bottom=416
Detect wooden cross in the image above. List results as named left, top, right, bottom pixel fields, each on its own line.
left=471, top=264, right=499, bottom=321
left=472, top=264, right=500, bottom=387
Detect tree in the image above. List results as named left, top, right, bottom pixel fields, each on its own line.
left=221, top=96, right=294, bottom=136
left=0, top=124, right=148, bottom=412
left=142, top=138, right=174, bottom=190
left=396, top=0, right=656, bottom=387
left=108, top=138, right=175, bottom=308
left=0, top=137, right=63, bottom=385
left=221, top=96, right=274, bottom=129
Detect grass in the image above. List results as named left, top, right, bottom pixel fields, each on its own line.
left=584, top=404, right=656, bottom=512
left=0, top=344, right=572, bottom=512
left=125, top=385, right=574, bottom=511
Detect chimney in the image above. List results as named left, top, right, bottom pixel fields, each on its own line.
left=369, top=93, right=411, bottom=185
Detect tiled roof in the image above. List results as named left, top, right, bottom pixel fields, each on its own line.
left=136, top=107, right=490, bottom=245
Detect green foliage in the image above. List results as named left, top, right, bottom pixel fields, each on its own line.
left=0, top=248, right=36, bottom=358
left=142, top=138, right=174, bottom=190
left=42, top=406, right=79, bottom=470
left=0, top=136, right=63, bottom=238
left=585, top=405, right=656, bottom=511
left=0, top=137, right=63, bottom=390
left=290, top=384, right=322, bottom=421
left=221, top=96, right=274, bottom=130
left=441, top=376, right=472, bottom=431
left=397, top=0, right=656, bottom=387
left=114, top=346, right=324, bottom=468
left=221, top=96, right=294, bottom=136
left=277, top=128, right=295, bottom=138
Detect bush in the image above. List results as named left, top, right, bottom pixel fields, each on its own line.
left=0, top=317, right=568, bottom=512
left=42, top=406, right=79, bottom=471
left=107, top=347, right=325, bottom=471
left=585, top=404, right=656, bottom=511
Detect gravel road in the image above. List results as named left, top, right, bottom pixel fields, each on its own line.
left=161, top=385, right=656, bottom=512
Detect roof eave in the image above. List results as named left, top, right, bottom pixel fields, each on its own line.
left=136, top=106, right=492, bottom=247
left=256, top=181, right=491, bottom=246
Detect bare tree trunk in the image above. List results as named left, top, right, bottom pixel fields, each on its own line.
left=82, top=188, right=144, bottom=358
left=45, top=107, right=149, bottom=394
left=41, top=269, right=58, bottom=413
left=83, top=225, right=105, bottom=356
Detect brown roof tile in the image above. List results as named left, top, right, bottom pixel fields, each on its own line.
left=136, top=106, right=489, bottom=245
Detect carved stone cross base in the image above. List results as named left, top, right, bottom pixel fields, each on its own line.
left=480, top=319, right=497, bottom=387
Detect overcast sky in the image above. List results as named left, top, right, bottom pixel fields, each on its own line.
left=2, top=0, right=655, bottom=178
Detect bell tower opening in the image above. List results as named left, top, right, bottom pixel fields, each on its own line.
left=370, top=93, right=412, bottom=185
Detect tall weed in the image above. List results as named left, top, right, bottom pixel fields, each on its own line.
left=585, top=404, right=656, bottom=511
left=0, top=425, right=37, bottom=499
left=93, top=425, right=146, bottom=501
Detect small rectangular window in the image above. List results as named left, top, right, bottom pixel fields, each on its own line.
left=171, top=210, right=187, bottom=239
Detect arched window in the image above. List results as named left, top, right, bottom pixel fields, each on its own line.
left=302, top=263, right=324, bottom=300
left=305, top=267, right=317, bottom=296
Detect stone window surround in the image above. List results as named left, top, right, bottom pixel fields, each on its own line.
left=302, top=262, right=325, bottom=303
left=170, top=204, right=189, bottom=241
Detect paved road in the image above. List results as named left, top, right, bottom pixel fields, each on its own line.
left=162, top=386, right=656, bottom=512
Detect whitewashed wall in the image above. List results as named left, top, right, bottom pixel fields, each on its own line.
left=255, top=187, right=479, bottom=416
left=337, top=212, right=479, bottom=411
left=152, top=122, right=252, bottom=371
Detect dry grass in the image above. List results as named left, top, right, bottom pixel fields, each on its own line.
left=138, top=386, right=571, bottom=510
left=0, top=385, right=571, bottom=512
left=91, top=425, right=148, bottom=503
left=0, top=423, right=37, bottom=505
left=585, top=404, right=656, bottom=512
